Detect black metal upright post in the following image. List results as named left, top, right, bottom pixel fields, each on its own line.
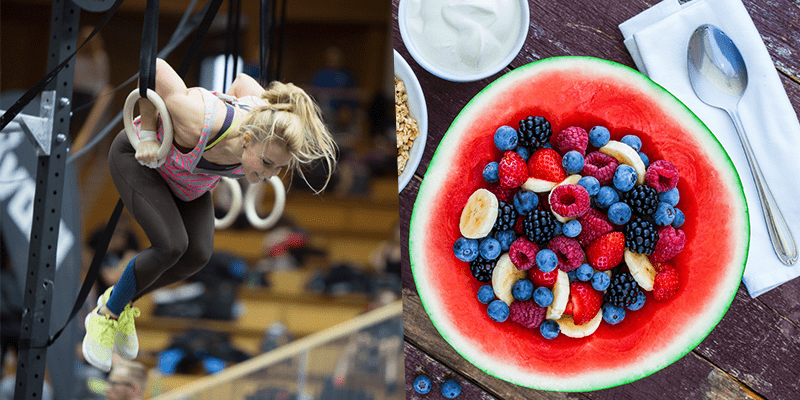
left=14, top=0, right=78, bottom=398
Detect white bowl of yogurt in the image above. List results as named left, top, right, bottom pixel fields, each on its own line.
left=398, top=0, right=530, bottom=82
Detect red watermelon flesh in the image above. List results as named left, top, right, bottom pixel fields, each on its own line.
left=409, top=57, right=748, bottom=391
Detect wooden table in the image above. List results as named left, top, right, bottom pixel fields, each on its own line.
left=395, top=0, right=800, bottom=398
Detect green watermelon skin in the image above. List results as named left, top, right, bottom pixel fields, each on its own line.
left=409, top=56, right=748, bottom=392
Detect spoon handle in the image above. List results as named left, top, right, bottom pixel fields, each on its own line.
left=729, top=109, right=797, bottom=265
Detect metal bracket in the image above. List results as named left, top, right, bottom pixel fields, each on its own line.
left=0, top=91, right=56, bottom=155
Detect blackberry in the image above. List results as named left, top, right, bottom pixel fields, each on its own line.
left=523, top=210, right=557, bottom=244
left=624, top=217, right=659, bottom=254
left=606, top=272, right=639, bottom=308
left=470, top=256, right=496, bottom=283
left=494, top=201, right=518, bottom=232
left=622, top=185, right=659, bottom=216
left=518, top=116, right=553, bottom=151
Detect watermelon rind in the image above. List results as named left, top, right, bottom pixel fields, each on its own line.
left=409, top=56, right=748, bottom=392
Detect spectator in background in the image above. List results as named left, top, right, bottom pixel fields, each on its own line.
left=106, top=358, right=148, bottom=400
left=71, top=26, right=111, bottom=139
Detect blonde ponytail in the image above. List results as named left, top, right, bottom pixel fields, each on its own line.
left=239, top=81, right=338, bottom=193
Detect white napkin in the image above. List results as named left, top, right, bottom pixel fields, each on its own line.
left=620, top=0, right=800, bottom=297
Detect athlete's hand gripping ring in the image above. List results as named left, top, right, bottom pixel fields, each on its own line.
left=123, top=89, right=174, bottom=168
left=245, top=176, right=285, bottom=230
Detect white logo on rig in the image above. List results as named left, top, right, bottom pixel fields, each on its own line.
left=0, top=133, right=74, bottom=270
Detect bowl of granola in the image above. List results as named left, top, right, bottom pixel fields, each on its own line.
left=395, top=49, right=428, bottom=192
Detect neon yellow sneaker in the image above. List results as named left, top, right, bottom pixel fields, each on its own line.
left=82, top=306, right=117, bottom=372
left=115, top=304, right=141, bottom=360
left=97, top=286, right=140, bottom=360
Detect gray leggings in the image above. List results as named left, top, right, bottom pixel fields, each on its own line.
left=108, top=131, right=214, bottom=302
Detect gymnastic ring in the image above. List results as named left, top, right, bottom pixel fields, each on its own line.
left=214, top=177, right=243, bottom=230
left=244, top=176, right=285, bottom=230
left=123, top=88, right=173, bottom=167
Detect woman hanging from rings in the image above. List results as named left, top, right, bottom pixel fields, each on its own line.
left=82, top=58, right=338, bottom=372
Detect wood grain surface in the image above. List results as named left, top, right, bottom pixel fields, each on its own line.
left=396, top=0, right=800, bottom=398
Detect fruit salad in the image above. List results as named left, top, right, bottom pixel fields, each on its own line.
left=454, top=117, right=686, bottom=339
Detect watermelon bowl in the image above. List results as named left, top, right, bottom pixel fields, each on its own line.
left=408, top=56, right=749, bottom=392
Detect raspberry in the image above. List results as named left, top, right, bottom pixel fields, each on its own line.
left=580, top=152, right=619, bottom=185
left=509, top=300, right=547, bottom=329
left=486, top=182, right=517, bottom=203
left=530, top=267, right=558, bottom=288
left=547, top=236, right=584, bottom=272
left=549, top=184, right=590, bottom=218
left=552, top=126, right=589, bottom=156
left=645, top=160, right=679, bottom=192
left=586, top=232, right=625, bottom=271
left=653, top=264, right=679, bottom=300
left=650, top=226, right=686, bottom=262
left=513, top=215, right=526, bottom=235
left=509, top=237, right=539, bottom=271
left=576, top=208, right=613, bottom=247
left=499, top=151, right=528, bottom=189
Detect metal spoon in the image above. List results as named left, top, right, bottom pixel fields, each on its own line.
left=688, top=24, right=797, bottom=265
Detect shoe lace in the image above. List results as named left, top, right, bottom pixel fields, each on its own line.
left=95, top=316, right=118, bottom=348
left=118, top=306, right=141, bottom=335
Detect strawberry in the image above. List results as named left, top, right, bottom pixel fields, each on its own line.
left=564, top=282, right=603, bottom=325
left=499, top=151, right=528, bottom=189
left=653, top=264, right=679, bottom=300
left=530, top=267, right=558, bottom=289
left=528, top=148, right=567, bottom=182
left=586, top=232, right=625, bottom=271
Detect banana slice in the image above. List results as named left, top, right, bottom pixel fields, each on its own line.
left=522, top=177, right=558, bottom=193
left=556, top=310, right=603, bottom=338
left=546, top=270, right=570, bottom=320
left=492, top=253, right=528, bottom=305
left=547, top=174, right=582, bottom=223
left=624, top=249, right=657, bottom=291
left=599, top=140, right=646, bottom=185
left=459, top=188, right=499, bottom=239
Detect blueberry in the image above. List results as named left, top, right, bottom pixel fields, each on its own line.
left=479, top=237, right=501, bottom=260
left=562, top=150, right=584, bottom=175
left=441, top=379, right=461, bottom=398
left=453, top=237, right=479, bottom=262
left=621, top=134, right=642, bottom=152
left=638, top=151, right=650, bottom=168
left=627, top=289, right=646, bottom=311
left=596, top=186, right=619, bottom=209
left=477, top=285, right=495, bottom=304
left=553, top=220, right=563, bottom=237
left=653, top=202, right=675, bottom=226
left=613, top=165, right=637, bottom=192
left=493, top=230, right=516, bottom=252
left=576, top=264, right=594, bottom=281
left=540, top=319, right=560, bottom=339
left=602, top=303, right=626, bottom=325
left=494, top=125, right=518, bottom=151
left=487, top=300, right=509, bottom=322
left=608, top=202, right=632, bottom=225
left=513, top=189, right=539, bottom=216
left=589, top=126, right=610, bottom=148
left=414, top=375, right=432, bottom=394
left=578, top=176, right=600, bottom=196
left=512, top=279, right=534, bottom=301
left=533, top=286, right=553, bottom=307
left=562, top=219, right=582, bottom=238
left=672, top=208, right=685, bottom=228
left=543, top=142, right=553, bottom=149
left=659, top=188, right=680, bottom=207
left=536, top=249, right=558, bottom=272
left=567, top=269, right=578, bottom=282
left=515, top=146, right=530, bottom=162
left=483, top=162, right=499, bottom=183
left=591, top=271, right=610, bottom=291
